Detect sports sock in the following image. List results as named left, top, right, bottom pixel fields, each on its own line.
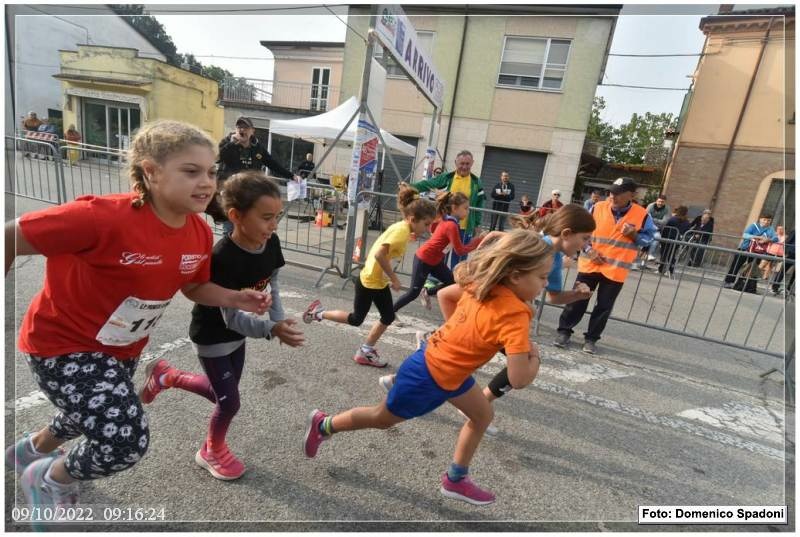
left=314, top=309, right=325, bottom=321
left=318, top=416, right=335, bottom=437
left=360, top=343, right=375, bottom=353
left=446, top=462, right=469, bottom=483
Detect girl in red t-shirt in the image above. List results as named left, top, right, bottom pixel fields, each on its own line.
left=6, top=120, right=270, bottom=518
left=394, top=191, right=494, bottom=312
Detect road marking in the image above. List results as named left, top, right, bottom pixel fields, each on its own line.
left=677, top=402, right=785, bottom=445
left=532, top=381, right=784, bottom=461
left=8, top=285, right=785, bottom=461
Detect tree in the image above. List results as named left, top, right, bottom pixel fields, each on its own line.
left=585, top=97, right=678, bottom=165
left=110, top=5, right=180, bottom=65
left=607, top=111, right=677, bottom=165
left=111, top=5, right=258, bottom=100
left=587, top=96, right=615, bottom=150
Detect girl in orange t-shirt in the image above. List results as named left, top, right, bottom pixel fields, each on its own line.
left=303, top=230, right=552, bottom=506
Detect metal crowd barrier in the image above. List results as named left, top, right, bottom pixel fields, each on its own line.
left=535, top=237, right=792, bottom=359
left=267, top=176, right=345, bottom=286
left=5, top=135, right=65, bottom=204
left=58, top=144, right=129, bottom=200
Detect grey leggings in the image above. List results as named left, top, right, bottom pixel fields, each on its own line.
left=26, top=352, right=150, bottom=481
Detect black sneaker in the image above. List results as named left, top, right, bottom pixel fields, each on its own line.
left=553, top=333, right=570, bottom=348
left=582, top=340, right=597, bottom=354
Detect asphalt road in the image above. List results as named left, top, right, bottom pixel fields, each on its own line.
left=4, top=225, right=794, bottom=531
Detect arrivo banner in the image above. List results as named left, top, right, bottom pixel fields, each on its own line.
left=374, top=5, right=445, bottom=108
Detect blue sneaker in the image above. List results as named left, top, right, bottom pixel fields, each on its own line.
left=5, top=433, right=63, bottom=476
left=20, top=457, right=79, bottom=527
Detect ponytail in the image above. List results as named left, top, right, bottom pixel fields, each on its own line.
left=435, top=191, right=469, bottom=217
left=398, top=182, right=437, bottom=221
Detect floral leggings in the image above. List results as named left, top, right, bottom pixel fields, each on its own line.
left=25, top=352, right=150, bottom=481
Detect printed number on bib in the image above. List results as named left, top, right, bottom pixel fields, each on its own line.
left=96, top=296, right=171, bottom=346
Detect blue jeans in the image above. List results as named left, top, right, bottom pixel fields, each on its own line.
left=647, top=231, right=662, bottom=257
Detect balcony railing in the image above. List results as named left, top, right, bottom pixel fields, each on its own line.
left=220, top=78, right=340, bottom=113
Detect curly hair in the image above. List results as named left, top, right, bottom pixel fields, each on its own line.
left=127, top=120, right=215, bottom=208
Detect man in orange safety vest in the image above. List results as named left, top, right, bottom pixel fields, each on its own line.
left=553, top=177, right=658, bottom=355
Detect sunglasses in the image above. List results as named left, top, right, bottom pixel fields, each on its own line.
left=553, top=193, right=561, bottom=197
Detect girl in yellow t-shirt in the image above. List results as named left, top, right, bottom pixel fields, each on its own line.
left=302, top=230, right=552, bottom=506
left=302, top=183, right=435, bottom=367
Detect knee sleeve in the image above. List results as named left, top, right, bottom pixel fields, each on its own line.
left=488, top=367, right=512, bottom=398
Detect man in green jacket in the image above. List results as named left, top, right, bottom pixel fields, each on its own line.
left=413, top=150, right=486, bottom=268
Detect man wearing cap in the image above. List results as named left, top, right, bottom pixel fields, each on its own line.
left=538, top=189, right=564, bottom=218
left=218, top=116, right=295, bottom=181
left=209, top=116, right=299, bottom=229
left=554, top=177, right=658, bottom=354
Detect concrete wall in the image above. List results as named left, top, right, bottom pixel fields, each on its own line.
left=9, top=5, right=165, bottom=131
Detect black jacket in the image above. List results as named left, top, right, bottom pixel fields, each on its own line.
left=490, top=181, right=515, bottom=210
left=688, top=216, right=714, bottom=243
left=296, top=159, right=315, bottom=179
left=217, top=134, right=293, bottom=181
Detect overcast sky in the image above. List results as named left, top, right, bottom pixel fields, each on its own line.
left=156, top=5, right=720, bottom=126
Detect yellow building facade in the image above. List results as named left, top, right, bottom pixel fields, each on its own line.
left=54, top=45, right=224, bottom=149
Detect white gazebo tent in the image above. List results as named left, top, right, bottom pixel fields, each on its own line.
left=267, top=96, right=416, bottom=158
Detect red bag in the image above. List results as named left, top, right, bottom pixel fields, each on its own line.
left=767, top=242, right=785, bottom=257
left=749, top=240, right=770, bottom=255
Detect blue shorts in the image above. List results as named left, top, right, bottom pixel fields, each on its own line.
left=385, top=346, right=475, bottom=419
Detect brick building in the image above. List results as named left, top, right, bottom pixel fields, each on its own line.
left=662, top=6, right=795, bottom=238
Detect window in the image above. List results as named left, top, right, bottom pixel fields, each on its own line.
left=497, top=36, right=571, bottom=91
left=374, top=31, right=435, bottom=78
left=310, top=67, right=331, bottom=111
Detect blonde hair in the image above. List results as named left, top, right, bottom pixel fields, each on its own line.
left=397, top=182, right=437, bottom=221
left=127, top=120, right=216, bottom=208
left=509, top=213, right=537, bottom=230
left=454, top=229, right=553, bottom=302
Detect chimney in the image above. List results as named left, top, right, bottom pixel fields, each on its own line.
left=718, top=4, right=735, bottom=14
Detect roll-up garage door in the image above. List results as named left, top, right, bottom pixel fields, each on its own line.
left=480, top=146, right=548, bottom=210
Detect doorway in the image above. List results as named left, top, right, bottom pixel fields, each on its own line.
left=82, top=99, right=141, bottom=151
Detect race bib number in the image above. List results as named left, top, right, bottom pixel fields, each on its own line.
left=96, top=296, right=171, bottom=346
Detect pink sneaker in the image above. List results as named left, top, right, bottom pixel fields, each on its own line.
left=303, top=299, right=322, bottom=324
left=303, top=409, right=329, bottom=458
left=353, top=347, right=387, bottom=368
left=194, top=443, right=245, bottom=480
left=440, top=473, right=496, bottom=506
left=139, top=359, right=175, bottom=404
